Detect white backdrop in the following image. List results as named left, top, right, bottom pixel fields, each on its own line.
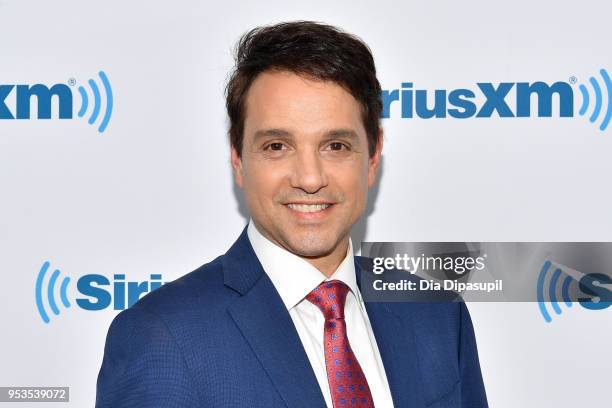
left=0, top=0, right=610, bottom=406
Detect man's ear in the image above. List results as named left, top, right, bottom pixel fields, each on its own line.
left=367, top=129, right=383, bottom=188
left=230, top=145, right=244, bottom=188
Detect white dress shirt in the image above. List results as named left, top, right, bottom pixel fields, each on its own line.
left=247, top=219, right=395, bottom=408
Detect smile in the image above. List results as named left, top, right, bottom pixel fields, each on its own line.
left=286, top=203, right=331, bottom=213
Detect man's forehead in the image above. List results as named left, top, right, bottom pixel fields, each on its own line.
left=245, top=70, right=359, bottom=108
left=244, top=72, right=365, bottom=138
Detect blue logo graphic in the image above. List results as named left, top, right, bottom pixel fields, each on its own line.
left=536, top=260, right=611, bottom=322
left=76, top=71, right=114, bottom=133
left=35, top=260, right=164, bottom=324
left=0, top=70, right=113, bottom=133
left=577, top=69, right=611, bottom=131
left=382, top=68, right=610, bottom=131
left=35, top=261, right=71, bottom=324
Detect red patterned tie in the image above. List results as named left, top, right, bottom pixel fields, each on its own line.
left=306, top=280, right=375, bottom=408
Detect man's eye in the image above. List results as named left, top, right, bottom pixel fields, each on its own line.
left=328, top=142, right=349, bottom=151
left=264, top=142, right=285, bottom=151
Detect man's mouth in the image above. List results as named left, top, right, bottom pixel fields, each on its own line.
left=286, top=203, right=332, bottom=213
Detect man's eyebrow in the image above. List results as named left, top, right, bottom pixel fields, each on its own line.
left=324, top=129, right=358, bottom=140
left=253, top=129, right=292, bottom=143
left=252, top=128, right=359, bottom=142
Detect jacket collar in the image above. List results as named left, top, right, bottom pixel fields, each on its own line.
left=222, top=224, right=264, bottom=295
left=222, top=224, right=326, bottom=407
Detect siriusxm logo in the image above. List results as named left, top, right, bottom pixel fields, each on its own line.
left=536, top=260, right=611, bottom=323
left=382, top=68, right=611, bottom=131
left=35, top=261, right=164, bottom=324
left=0, top=70, right=113, bottom=133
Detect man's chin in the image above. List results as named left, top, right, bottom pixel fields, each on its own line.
left=284, top=236, right=340, bottom=258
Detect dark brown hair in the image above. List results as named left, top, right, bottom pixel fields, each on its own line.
left=225, top=21, right=382, bottom=158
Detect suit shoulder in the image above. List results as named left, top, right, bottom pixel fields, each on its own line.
left=128, top=254, right=228, bottom=317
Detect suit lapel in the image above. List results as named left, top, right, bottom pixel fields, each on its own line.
left=355, top=258, right=426, bottom=408
left=223, top=225, right=326, bottom=408
left=221, top=227, right=426, bottom=408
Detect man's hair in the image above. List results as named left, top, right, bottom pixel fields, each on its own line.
left=225, top=20, right=383, bottom=158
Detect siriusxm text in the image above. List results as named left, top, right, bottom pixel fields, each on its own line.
left=76, top=274, right=164, bottom=311
left=0, top=84, right=73, bottom=119
left=382, top=81, right=574, bottom=119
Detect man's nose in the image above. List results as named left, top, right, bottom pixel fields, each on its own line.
left=290, top=149, right=328, bottom=193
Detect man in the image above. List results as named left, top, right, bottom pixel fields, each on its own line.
left=96, top=21, right=488, bottom=408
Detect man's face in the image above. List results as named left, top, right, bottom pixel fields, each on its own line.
left=231, top=70, right=382, bottom=261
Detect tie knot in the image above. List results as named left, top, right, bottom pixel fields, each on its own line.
left=305, top=279, right=350, bottom=320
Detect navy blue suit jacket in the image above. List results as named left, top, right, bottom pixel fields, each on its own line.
left=96, top=225, right=488, bottom=407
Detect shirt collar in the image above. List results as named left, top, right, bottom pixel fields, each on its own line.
left=247, top=218, right=361, bottom=310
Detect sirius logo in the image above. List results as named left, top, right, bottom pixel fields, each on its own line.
left=35, top=261, right=164, bottom=324
left=0, top=70, right=114, bottom=133
left=536, top=259, right=611, bottom=323
left=382, top=68, right=611, bottom=131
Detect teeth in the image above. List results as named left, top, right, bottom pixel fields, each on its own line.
left=287, top=203, right=331, bottom=213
